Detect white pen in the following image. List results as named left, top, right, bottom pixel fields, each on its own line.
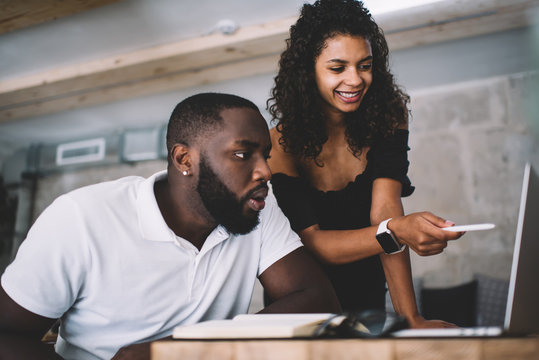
left=442, top=223, right=496, bottom=232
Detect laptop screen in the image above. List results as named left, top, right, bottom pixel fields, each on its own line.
left=504, top=163, right=539, bottom=334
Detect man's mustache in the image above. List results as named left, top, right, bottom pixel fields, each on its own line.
left=240, top=183, right=269, bottom=203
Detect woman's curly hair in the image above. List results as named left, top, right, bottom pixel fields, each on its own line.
left=267, top=0, right=410, bottom=162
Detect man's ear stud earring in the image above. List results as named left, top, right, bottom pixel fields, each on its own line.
left=182, top=170, right=188, bottom=176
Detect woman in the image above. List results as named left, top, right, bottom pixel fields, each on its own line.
left=267, top=0, right=463, bottom=328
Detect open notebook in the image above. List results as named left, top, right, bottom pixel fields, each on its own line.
left=172, top=313, right=335, bottom=339
left=392, top=162, right=539, bottom=338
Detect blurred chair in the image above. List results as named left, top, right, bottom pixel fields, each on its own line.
left=474, top=273, right=509, bottom=327
left=420, top=280, right=477, bottom=327
left=386, top=274, right=510, bottom=328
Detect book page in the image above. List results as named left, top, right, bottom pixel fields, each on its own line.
left=173, top=313, right=336, bottom=339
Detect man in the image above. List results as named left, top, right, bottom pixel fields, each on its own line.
left=0, top=93, right=340, bottom=359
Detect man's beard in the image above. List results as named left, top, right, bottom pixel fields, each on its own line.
left=197, top=155, right=265, bottom=235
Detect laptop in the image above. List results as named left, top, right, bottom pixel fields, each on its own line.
left=392, top=162, right=539, bottom=337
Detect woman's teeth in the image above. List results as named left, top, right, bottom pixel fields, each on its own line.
left=336, top=91, right=360, bottom=98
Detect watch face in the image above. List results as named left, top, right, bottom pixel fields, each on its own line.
left=376, top=232, right=401, bottom=253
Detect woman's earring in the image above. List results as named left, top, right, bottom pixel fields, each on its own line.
left=182, top=170, right=188, bottom=176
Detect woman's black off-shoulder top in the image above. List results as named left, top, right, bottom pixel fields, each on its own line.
left=270, top=129, right=414, bottom=311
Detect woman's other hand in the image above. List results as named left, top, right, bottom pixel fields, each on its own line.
left=408, top=314, right=458, bottom=329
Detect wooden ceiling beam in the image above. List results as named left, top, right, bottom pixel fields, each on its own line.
left=386, top=0, right=539, bottom=51
left=0, top=0, right=123, bottom=34
left=379, top=0, right=539, bottom=50
left=1, top=54, right=280, bottom=122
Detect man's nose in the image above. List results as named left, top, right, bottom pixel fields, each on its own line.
left=253, top=156, right=272, bottom=183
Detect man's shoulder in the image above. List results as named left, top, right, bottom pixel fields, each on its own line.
left=66, top=173, right=158, bottom=201
left=33, top=172, right=166, bottom=242
left=52, top=172, right=164, bottom=220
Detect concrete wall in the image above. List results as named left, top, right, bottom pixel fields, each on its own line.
left=405, top=71, right=539, bottom=288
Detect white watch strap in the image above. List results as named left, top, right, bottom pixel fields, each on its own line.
left=377, top=218, right=392, bottom=234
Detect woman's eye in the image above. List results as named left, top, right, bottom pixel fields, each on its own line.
left=359, top=63, right=372, bottom=71
left=329, top=67, right=344, bottom=72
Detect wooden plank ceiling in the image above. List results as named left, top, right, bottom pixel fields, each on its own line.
left=0, top=0, right=537, bottom=123
left=0, top=0, right=122, bottom=34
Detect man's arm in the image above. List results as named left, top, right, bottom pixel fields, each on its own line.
left=112, top=248, right=341, bottom=359
left=258, top=247, right=341, bottom=314
left=0, top=284, right=62, bottom=359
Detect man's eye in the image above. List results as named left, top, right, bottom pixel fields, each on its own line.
left=234, top=152, right=248, bottom=159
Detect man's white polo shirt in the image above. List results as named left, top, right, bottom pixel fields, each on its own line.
left=1, top=170, right=302, bottom=360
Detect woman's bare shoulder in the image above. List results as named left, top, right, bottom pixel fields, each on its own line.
left=397, top=102, right=410, bottom=130
left=269, top=127, right=299, bottom=177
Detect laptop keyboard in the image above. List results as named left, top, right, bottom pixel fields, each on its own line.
left=391, top=326, right=503, bottom=337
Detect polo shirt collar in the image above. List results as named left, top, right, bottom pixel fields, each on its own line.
left=136, top=170, right=232, bottom=251
left=137, top=170, right=176, bottom=243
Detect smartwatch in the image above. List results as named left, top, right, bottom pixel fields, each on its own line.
left=376, top=218, right=405, bottom=254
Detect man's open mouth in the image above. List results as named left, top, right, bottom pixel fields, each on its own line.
left=246, top=187, right=268, bottom=212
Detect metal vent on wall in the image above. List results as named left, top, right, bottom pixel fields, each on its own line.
left=35, top=134, right=120, bottom=174
left=56, top=138, right=106, bottom=166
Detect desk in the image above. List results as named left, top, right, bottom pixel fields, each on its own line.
left=151, top=336, right=539, bottom=360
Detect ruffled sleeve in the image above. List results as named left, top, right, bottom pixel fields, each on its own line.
left=270, top=173, right=318, bottom=233
left=368, top=129, right=415, bottom=197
